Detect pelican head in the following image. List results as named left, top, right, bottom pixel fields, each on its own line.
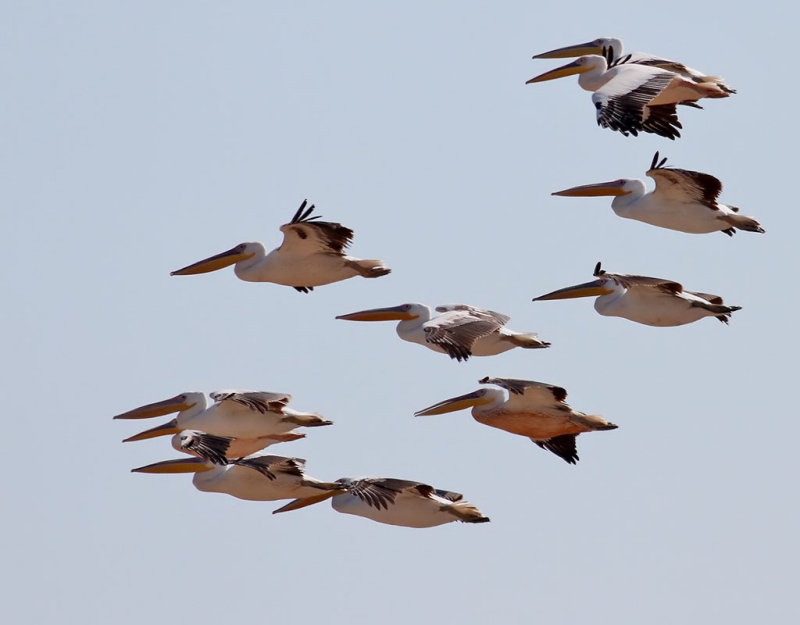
left=131, top=457, right=216, bottom=474
left=532, top=37, right=622, bottom=60
left=336, top=303, right=426, bottom=322
left=170, top=242, right=260, bottom=276
left=552, top=179, right=635, bottom=197
left=113, top=393, right=204, bottom=420
left=414, top=388, right=498, bottom=416
left=526, top=55, right=604, bottom=84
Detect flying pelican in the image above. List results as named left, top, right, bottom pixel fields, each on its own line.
left=415, top=377, right=616, bottom=464
left=132, top=452, right=339, bottom=502
left=532, top=37, right=735, bottom=94
left=533, top=262, right=741, bottom=326
left=552, top=152, right=764, bottom=236
left=114, top=390, right=332, bottom=442
left=170, top=200, right=390, bottom=292
left=527, top=54, right=729, bottom=139
left=273, top=477, right=490, bottom=527
left=336, top=303, right=549, bottom=361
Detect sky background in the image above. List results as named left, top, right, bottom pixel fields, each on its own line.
left=4, top=2, right=798, bottom=623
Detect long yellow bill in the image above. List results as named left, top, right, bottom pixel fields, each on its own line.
left=552, top=180, right=632, bottom=197
left=533, top=279, right=613, bottom=301
left=533, top=41, right=603, bottom=59
left=132, top=457, right=215, bottom=474
left=171, top=244, right=253, bottom=276
left=123, top=418, right=181, bottom=442
left=526, top=59, right=591, bottom=84
left=113, top=394, right=194, bottom=420
left=336, top=305, right=417, bottom=322
left=414, top=390, right=490, bottom=416
left=272, top=489, right=346, bottom=514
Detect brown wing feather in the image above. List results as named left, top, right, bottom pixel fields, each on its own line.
left=346, top=478, right=411, bottom=511
left=647, top=166, right=723, bottom=208
left=610, top=273, right=684, bottom=295
left=233, top=455, right=306, bottom=480
left=284, top=200, right=354, bottom=253
left=424, top=314, right=503, bottom=361
left=479, top=376, right=567, bottom=402
left=210, top=391, right=290, bottom=414
left=179, top=431, right=233, bottom=465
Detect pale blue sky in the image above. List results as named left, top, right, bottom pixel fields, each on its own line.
left=4, top=2, right=798, bottom=623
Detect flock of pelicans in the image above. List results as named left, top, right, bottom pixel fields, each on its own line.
left=115, top=37, right=762, bottom=528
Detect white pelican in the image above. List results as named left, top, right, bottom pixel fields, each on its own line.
left=533, top=262, right=741, bottom=326
left=170, top=200, right=390, bottom=292
left=336, top=303, right=549, bottom=361
left=273, top=477, right=490, bottom=527
left=132, top=452, right=338, bottom=502
left=527, top=54, right=729, bottom=139
left=414, top=377, right=616, bottom=464
left=114, top=390, right=332, bottom=442
left=552, top=152, right=765, bottom=236
left=533, top=37, right=735, bottom=94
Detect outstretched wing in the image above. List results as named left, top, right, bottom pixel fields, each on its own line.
left=593, top=70, right=680, bottom=139
left=434, top=304, right=510, bottom=326
left=233, top=455, right=306, bottom=480
left=210, top=390, right=291, bottom=414
left=178, top=430, right=233, bottom=465
left=608, top=273, right=684, bottom=295
left=345, top=478, right=430, bottom=510
left=479, top=376, right=569, bottom=413
left=647, top=157, right=722, bottom=208
left=278, top=200, right=354, bottom=256
left=423, top=310, right=506, bottom=361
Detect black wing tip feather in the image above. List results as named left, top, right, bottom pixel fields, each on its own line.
left=290, top=199, right=320, bottom=224
left=650, top=151, right=668, bottom=170
left=534, top=434, right=579, bottom=464
left=593, top=261, right=605, bottom=276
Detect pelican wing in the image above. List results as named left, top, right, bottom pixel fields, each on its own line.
left=533, top=434, right=579, bottom=465
left=278, top=200, right=354, bottom=255
left=233, top=455, right=306, bottom=480
left=479, top=377, right=569, bottom=412
left=647, top=166, right=722, bottom=208
left=434, top=304, right=510, bottom=326
left=346, top=478, right=429, bottom=510
left=687, top=291, right=724, bottom=305
left=210, top=391, right=291, bottom=414
left=434, top=489, right=464, bottom=502
left=593, top=71, right=680, bottom=139
left=610, top=273, right=684, bottom=295
left=423, top=311, right=506, bottom=361
left=179, top=431, right=233, bottom=465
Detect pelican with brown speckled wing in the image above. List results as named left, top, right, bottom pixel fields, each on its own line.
left=132, top=451, right=339, bottom=502
left=114, top=390, right=332, bottom=445
left=273, top=477, right=490, bottom=527
left=552, top=152, right=764, bottom=235
left=336, top=302, right=549, bottom=361
left=414, top=377, right=617, bottom=464
left=170, top=200, right=390, bottom=292
left=533, top=37, right=735, bottom=94
left=533, top=262, right=741, bottom=327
